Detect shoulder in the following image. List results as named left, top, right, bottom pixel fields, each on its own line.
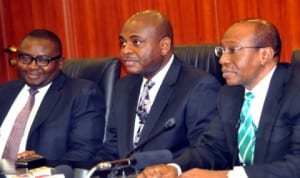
left=219, top=85, right=244, bottom=99
left=173, top=58, right=221, bottom=86
left=115, top=74, right=141, bottom=88
left=51, top=72, right=103, bottom=94
left=0, top=79, right=24, bottom=91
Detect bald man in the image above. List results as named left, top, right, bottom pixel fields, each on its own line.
left=95, top=9, right=221, bottom=164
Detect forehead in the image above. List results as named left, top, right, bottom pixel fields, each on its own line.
left=120, top=17, right=158, bottom=39
left=19, top=37, right=56, bottom=54
left=222, top=23, right=257, bottom=45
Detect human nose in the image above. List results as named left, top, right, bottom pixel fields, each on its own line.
left=27, top=59, right=40, bottom=69
left=121, top=43, right=133, bottom=57
left=122, top=42, right=132, bottom=54
left=218, top=54, right=231, bottom=65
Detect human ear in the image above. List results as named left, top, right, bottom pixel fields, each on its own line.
left=58, top=57, right=65, bottom=69
left=160, top=37, right=171, bottom=55
left=260, top=47, right=274, bottom=64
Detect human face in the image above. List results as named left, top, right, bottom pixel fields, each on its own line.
left=119, top=20, right=167, bottom=79
left=17, top=37, right=63, bottom=89
left=219, top=23, right=265, bottom=90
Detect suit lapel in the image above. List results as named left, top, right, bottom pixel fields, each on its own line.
left=221, top=86, right=244, bottom=164
left=0, top=80, right=25, bottom=125
left=28, top=73, right=65, bottom=135
left=125, top=76, right=143, bottom=151
left=254, top=64, right=290, bottom=163
left=138, top=59, right=181, bottom=144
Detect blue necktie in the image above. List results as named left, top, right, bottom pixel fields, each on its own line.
left=238, top=92, right=256, bottom=165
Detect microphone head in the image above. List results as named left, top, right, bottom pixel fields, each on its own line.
left=164, top=118, right=176, bottom=129
left=131, top=149, right=173, bottom=170
left=51, top=165, right=74, bottom=178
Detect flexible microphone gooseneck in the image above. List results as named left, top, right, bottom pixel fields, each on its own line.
left=85, top=150, right=173, bottom=178
left=126, top=118, right=176, bottom=157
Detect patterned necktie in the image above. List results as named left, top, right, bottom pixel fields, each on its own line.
left=2, top=88, right=39, bottom=161
left=134, top=80, right=155, bottom=147
left=238, top=92, right=256, bottom=165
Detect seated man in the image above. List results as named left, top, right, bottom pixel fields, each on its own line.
left=96, top=9, right=221, bottom=163
left=139, top=19, right=300, bottom=178
left=0, top=29, right=106, bottom=162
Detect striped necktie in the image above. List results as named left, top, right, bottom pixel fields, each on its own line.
left=2, top=88, right=39, bottom=161
left=238, top=92, right=256, bottom=165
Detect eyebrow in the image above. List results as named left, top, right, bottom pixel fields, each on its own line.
left=119, top=34, right=142, bottom=40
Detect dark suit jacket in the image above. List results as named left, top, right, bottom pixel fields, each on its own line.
left=96, top=57, right=221, bottom=161
left=175, top=63, right=300, bottom=177
left=0, top=72, right=106, bottom=161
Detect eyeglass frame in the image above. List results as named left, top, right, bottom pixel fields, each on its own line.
left=214, top=46, right=265, bottom=58
left=17, top=52, right=62, bottom=66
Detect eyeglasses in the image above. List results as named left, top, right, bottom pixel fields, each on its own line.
left=18, top=53, right=62, bottom=66
left=214, top=46, right=264, bottom=58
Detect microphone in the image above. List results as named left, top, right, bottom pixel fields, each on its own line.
left=126, top=118, right=176, bottom=157
left=96, top=149, right=172, bottom=171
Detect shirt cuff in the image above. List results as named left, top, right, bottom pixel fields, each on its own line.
left=168, top=163, right=182, bottom=175
left=227, top=166, right=248, bottom=178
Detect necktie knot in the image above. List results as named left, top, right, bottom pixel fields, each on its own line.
left=29, top=88, right=39, bottom=96
left=144, top=80, right=155, bottom=90
left=245, top=92, right=254, bottom=101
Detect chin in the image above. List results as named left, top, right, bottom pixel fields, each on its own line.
left=224, top=79, right=240, bottom=86
left=25, top=80, right=43, bottom=88
left=126, top=68, right=142, bottom=75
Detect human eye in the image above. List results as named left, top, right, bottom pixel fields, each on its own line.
left=119, top=39, right=126, bottom=47
left=36, top=56, right=50, bottom=65
left=226, top=46, right=242, bottom=54
left=18, top=53, right=32, bottom=63
left=132, top=39, right=142, bottom=46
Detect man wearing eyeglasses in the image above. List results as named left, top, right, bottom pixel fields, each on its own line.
left=0, top=29, right=106, bottom=162
left=138, top=19, right=300, bottom=178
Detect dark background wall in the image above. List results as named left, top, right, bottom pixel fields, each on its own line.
left=1, top=0, right=300, bottom=83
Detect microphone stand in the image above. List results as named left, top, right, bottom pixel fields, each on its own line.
left=126, top=118, right=176, bottom=157
left=85, top=164, right=135, bottom=178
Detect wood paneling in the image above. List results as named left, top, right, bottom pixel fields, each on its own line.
left=64, top=0, right=139, bottom=58
left=1, top=0, right=300, bottom=83
left=139, top=0, right=218, bottom=44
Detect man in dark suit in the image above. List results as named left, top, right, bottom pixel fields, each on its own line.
left=95, top=10, right=221, bottom=162
left=138, top=19, right=300, bottom=178
left=0, top=29, right=106, bottom=162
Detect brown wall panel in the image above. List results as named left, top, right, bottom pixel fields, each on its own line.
left=1, top=0, right=300, bottom=83
left=64, top=0, right=140, bottom=58
left=139, top=0, right=218, bottom=44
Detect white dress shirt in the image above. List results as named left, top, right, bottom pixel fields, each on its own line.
left=228, top=65, right=276, bottom=178
left=0, top=83, right=51, bottom=157
left=133, top=55, right=174, bottom=143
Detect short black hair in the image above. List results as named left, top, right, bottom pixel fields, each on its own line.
left=22, top=29, right=62, bottom=54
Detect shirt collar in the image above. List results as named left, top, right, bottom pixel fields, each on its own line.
left=246, top=65, right=277, bottom=97
left=142, top=54, right=174, bottom=85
